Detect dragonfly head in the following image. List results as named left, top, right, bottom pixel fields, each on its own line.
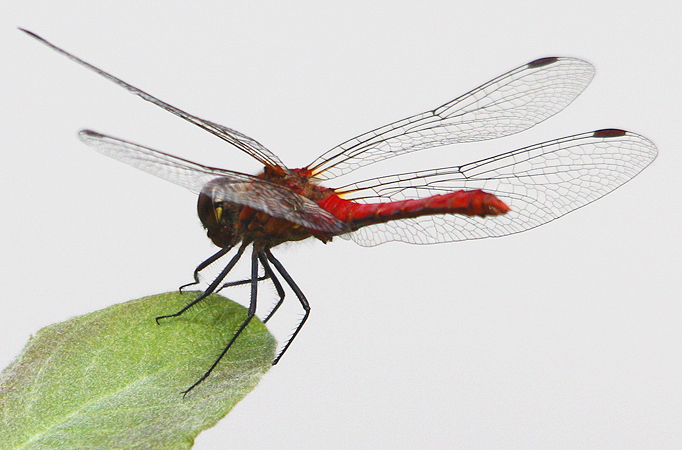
left=197, top=183, right=240, bottom=248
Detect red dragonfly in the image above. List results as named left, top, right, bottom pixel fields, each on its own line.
left=24, top=30, right=657, bottom=393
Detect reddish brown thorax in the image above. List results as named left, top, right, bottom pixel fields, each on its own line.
left=197, top=167, right=339, bottom=250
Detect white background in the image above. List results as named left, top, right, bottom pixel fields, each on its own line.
left=2, top=1, right=680, bottom=449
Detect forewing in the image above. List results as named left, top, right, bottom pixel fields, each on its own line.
left=308, top=57, right=595, bottom=179
left=79, top=130, right=347, bottom=234
left=334, top=130, right=657, bottom=246
left=22, top=29, right=286, bottom=170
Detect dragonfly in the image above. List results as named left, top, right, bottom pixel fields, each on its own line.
left=22, top=29, right=657, bottom=394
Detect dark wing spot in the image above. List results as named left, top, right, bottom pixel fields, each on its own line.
left=527, top=57, right=559, bottom=68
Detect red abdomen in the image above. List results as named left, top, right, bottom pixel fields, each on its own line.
left=317, top=190, right=510, bottom=230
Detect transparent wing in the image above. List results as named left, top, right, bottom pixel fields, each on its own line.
left=22, top=29, right=287, bottom=171
left=308, top=57, right=595, bottom=180
left=334, top=130, right=657, bottom=246
left=79, top=130, right=346, bottom=234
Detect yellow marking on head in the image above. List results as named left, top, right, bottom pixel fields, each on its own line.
left=214, top=205, right=223, bottom=222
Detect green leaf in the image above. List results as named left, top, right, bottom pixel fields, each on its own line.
left=0, top=292, right=276, bottom=450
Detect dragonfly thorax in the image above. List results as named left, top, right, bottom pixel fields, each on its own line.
left=197, top=177, right=325, bottom=249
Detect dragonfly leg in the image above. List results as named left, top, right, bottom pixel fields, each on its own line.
left=265, top=249, right=310, bottom=365
left=157, top=242, right=247, bottom=323
left=216, top=274, right=269, bottom=292
left=258, top=253, right=285, bottom=323
left=179, top=245, right=233, bottom=292
left=182, top=246, right=259, bottom=395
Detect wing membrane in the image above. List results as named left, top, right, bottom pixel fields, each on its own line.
left=335, top=130, right=657, bottom=246
left=308, top=57, right=595, bottom=179
left=79, top=130, right=346, bottom=233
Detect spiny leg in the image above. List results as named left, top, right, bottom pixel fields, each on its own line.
left=180, top=244, right=268, bottom=295
left=265, top=249, right=310, bottom=365
left=217, top=274, right=269, bottom=292
left=157, top=242, right=247, bottom=323
left=258, top=253, right=285, bottom=323
left=179, top=245, right=233, bottom=292
left=182, top=246, right=260, bottom=395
